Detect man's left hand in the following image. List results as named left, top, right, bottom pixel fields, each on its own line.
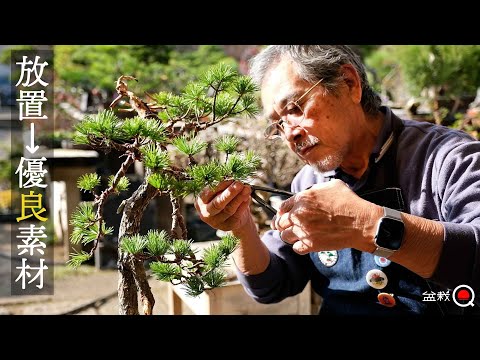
left=272, top=179, right=383, bottom=255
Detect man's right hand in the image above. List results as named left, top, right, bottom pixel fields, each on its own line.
left=194, top=180, right=252, bottom=233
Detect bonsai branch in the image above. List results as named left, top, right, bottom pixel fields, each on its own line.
left=88, top=152, right=136, bottom=257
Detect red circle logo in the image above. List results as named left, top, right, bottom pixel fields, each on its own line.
left=457, top=289, right=470, bottom=300
left=453, top=285, right=475, bottom=308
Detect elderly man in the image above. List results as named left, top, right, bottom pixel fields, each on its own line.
left=194, top=45, right=480, bottom=315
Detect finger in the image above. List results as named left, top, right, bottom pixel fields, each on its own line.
left=277, top=230, right=291, bottom=246
left=218, top=199, right=251, bottom=230
left=206, top=181, right=246, bottom=216
left=279, top=227, right=297, bottom=245
left=292, top=240, right=310, bottom=255
left=276, top=212, right=294, bottom=232
left=195, top=184, right=248, bottom=220
left=219, top=187, right=251, bottom=219
left=242, top=184, right=252, bottom=195
left=199, top=180, right=234, bottom=203
left=278, top=195, right=295, bottom=216
left=236, top=199, right=251, bottom=213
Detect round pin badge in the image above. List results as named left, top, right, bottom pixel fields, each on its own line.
left=378, top=293, right=396, bottom=307
left=318, top=250, right=338, bottom=267
left=374, top=255, right=391, bottom=268
left=366, top=269, right=388, bottom=289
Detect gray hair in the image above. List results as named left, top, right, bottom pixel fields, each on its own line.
left=249, top=45, right=381, bottom=116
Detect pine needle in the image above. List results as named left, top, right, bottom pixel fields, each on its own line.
left=213, top=93, right=235, bottom=118
left=184, top=276, right=204, bottom=297
left=141, top=144, right=170, bottom=170
left=200, top=63, right=236, bottom=92
left=238, top=94, right=260, bottom=117
left=218, top=234, right=239, bottom=256
left=108, top=175, right=130, bottom=192
left=202, top=242, right=227, bottom=270
left=187, top=162, right=223, bottom=190
left=77, top=173, right=100, bottom=192
left=173, top=135, right=207, bottom=156
left=141, top=118, right=168, bottom=142
left=170, top=239, right=193, bottom=258
left=150, top=262, right=182, bottom=282
left=120, top=234, right=147, bottom=255
left=120, top=116, right=143, bottom=138
left=232, top=75, right=258, bottom=95
left=146, top=229, right=170, bottom=256
left=74, top=110, right=123, bottom=142
left=70, top=202, right=95, bottom=228
left=67, top=250, right=91, bottom=269
left=148, top=173, right=172, bottom=191
left=203, top=269, right=227, bottom=288
left=214, top=135, right=240, bottom=154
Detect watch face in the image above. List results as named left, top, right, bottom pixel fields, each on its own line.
left=375, top=217, right=404, bottom=250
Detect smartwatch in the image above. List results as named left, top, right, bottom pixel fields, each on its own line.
left=373, top=207, right=405, bottom=258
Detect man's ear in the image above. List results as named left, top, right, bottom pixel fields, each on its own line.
left=340, top=64, right=362, bottom=103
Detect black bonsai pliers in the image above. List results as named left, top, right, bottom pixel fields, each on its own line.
left=249, top=184, right=294, bottom=216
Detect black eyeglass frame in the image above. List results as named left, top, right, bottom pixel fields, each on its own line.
left=263, top=78, right=324, bottom=140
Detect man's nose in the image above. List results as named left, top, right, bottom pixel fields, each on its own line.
left=283, top=123, right=305, bottom=142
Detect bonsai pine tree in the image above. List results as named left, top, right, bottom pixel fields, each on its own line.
left=67, top=64, right=260, bottom=314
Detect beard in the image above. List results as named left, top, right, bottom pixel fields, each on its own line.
left=294, top=135, right=345, bottom=173
left=310, top=152, right=343, bottom=173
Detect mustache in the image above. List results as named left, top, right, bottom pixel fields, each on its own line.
left=295, top=136, right=319, bottom=154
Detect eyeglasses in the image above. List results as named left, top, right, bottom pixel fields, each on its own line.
left=264, top=78, right=323, bottom=140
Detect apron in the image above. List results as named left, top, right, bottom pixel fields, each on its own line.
left=310, top=113, right=455, bottom=315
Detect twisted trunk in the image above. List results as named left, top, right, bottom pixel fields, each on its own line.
left=170, top=193, right=187, bottom=240
left=117, top=171, right=158, bottom=315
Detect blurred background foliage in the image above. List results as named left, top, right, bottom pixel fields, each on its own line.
left=365, top=45, right=480, bottom=98
left=0, top=45, right=238, bottom=98
left=54, top=45, right=237, bottom=94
